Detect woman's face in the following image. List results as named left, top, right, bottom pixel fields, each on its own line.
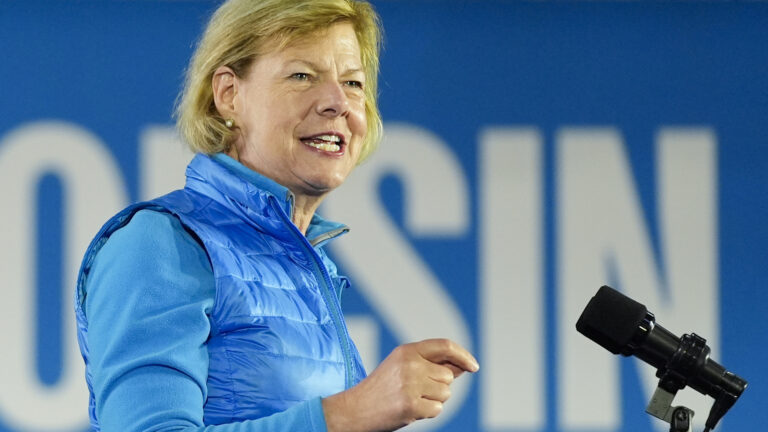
left=230, top=22, right=367, bottom=198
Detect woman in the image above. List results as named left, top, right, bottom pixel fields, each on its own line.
left=75, top=0, right=478, bottom=431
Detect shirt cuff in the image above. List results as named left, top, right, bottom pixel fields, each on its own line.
left=307, top=397, right=329, bottom=432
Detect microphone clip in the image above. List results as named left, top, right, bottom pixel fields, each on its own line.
left=657, top=333, right=709, bottom=393
left=645, top=332, right=706, bottom=432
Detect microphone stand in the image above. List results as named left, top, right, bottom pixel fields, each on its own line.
left=646, top=385, right=694, bottom=432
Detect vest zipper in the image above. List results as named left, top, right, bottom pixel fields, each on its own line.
left=270, top=198, right=355, bottom=389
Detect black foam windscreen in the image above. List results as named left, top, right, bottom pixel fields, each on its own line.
left=576, top=285, right=649, bottom=355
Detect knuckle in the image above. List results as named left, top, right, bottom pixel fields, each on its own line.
left=393, top=344, right=415, bottom=360
left=436, top=338, right=453, bottom=351
left=391, top=345, right=405, bottom=357
left=427, top=401, right=443, bottom=418
left=442, top=386, right=452, bottom=402
left=441, top=368, right=455, bottom=383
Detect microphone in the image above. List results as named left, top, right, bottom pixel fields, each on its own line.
left=576, top=285, right=747, bottom=431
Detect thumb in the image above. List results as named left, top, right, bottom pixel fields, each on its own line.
left=442, top=362, right=468, bottom=378
left=417, top=339, right=479, bottom=373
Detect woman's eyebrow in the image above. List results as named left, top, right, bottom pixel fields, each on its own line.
left=343, top=67, right=364, bottom=75
left=286, top=59, right=363, bottom=75
left=285, top=59, right=319, bottom=69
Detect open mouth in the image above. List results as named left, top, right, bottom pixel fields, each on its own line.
left=300, top=133, right=345, bottom=153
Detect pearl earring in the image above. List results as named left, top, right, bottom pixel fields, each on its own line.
left=225, top=119, right=234, bottom=129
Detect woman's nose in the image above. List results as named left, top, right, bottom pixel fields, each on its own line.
left=315, top=80, right=350, bottom=118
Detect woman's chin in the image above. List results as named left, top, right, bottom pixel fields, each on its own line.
left=294, top=175, right=345, bottom=197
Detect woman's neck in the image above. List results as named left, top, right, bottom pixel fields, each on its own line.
left=290, top=193, right=324, bottom=235
left=225, top=146, right=326, bottom=236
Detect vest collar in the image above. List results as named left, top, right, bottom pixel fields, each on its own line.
left=186, top=153, right=348, bottom=245
left=211, top=152, right=294, bottom=214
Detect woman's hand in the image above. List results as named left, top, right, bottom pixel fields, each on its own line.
left=322, top=338, right=479, bottom=432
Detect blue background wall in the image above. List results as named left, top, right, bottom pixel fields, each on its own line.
left=0, top=1, right=765, bottom=431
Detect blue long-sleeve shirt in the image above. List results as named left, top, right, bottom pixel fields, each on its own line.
left=84, top=191, right=329, bottom=430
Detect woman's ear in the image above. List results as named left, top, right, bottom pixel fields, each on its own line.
left=212, top=66, right=238, bottom=119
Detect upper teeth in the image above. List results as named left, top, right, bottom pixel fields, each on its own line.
left=304, top=135, right=341, bottom=152
left=314, top=135, right=341, bottom=143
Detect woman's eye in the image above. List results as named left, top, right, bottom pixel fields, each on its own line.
left=345, top=80, right=363, bottom=89
left=291, top=72, right=310, bottom=81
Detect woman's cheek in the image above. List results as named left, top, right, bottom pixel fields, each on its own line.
left=350, top=105, right=367, bottom=135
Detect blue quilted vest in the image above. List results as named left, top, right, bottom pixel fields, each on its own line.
left=75, top=153, right=366, bottom=429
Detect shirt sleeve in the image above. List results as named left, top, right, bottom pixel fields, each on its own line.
left=84, top=209, right=328, bottom=432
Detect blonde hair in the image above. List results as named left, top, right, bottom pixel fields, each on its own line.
left=175, top=0, right=383, bottom=163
